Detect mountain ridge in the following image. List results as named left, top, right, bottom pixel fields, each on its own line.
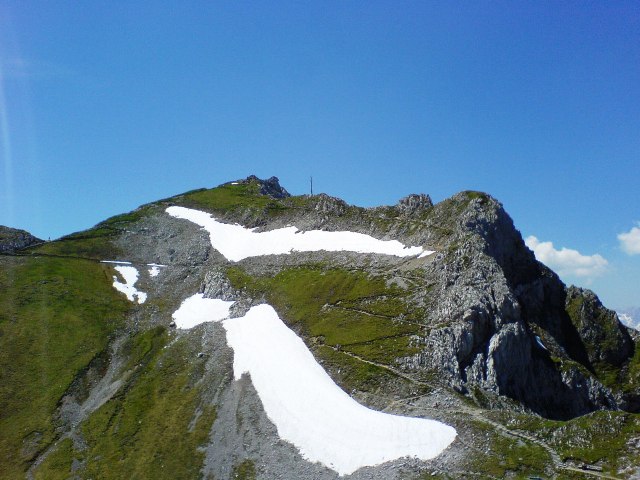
left=1, top=175, right=639, bottom=479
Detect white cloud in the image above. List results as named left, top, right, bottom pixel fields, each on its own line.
left=618, top=225, right=640, bottom=255
left=525, top=236, right=608, bottom=278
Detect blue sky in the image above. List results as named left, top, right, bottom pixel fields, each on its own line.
left=1, top=1, right=638, bottom=308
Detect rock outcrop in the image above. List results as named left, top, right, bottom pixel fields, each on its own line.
left=0, top=226, right=41, bottom=253
left=397, top=193, right=636, bottom=419
left=245, top=175, right=291, bottom=199
left=397, top=193, right=433, bottom=214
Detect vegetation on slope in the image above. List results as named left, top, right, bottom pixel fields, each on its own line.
left=226, top=264, right=431, bottom=392
left=232, top=459, right=257, bottom=480
left=490, top=409, right=640, bottom=476
left=173, top=181, right=279, bottom=214
left=30, top=205, right=157, bottom=260
left=565, top=288, right=640, bottom=398
left=31, top=327, right=217, bottom=479
left=0, top=256, right=130, bottom=478
left=467, top=420, right=552, bottom=478
left=75, top=328, right=216, bottom=480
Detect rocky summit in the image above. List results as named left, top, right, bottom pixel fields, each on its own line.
left=0, top=226, right=42, bottom=253
left=1, top=175, right=639, bottom=480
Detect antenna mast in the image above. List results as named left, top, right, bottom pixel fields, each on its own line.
left=310, top=176, right=313, bottom=195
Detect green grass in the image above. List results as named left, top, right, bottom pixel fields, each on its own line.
left=494, top=410, right=640, bottom=474
left=75, top=328, right=217, bottom=480
left=31, top=227, right=123, bottom=259
left=0, top=256, right=130, bottom=478
left=227, top=265, right=424, bottom=363
left=469, top=420, right=551, bottom=478
left=226, top=265, right=428, bottom=393
left=29, top=205, right=157, bottom=260
left=624, top=342, right=640, bottom=392
left=32, top=437, right=75, bottom=480
left=232, top=459, right=256, bottom=480
left=173, top=181, right=279, bottom=215
left=594, top=343, right=640, bottom=394
left=315, top=345, right=405, bottom=392
left=553, top=411, right=640, bottom=470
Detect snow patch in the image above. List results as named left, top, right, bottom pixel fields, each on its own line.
left=147, top=263, right=166, bottom=277
left=172, top=293, right=233, bottom=329
left=111, top=265, right=147, bottom=304
left=101, top=260, right=132, bottom=265
left=166, top=206, right=434, bottom=262
left=172, top=294, right=456, bottom=475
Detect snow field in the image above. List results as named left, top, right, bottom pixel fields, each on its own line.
left=166, top=206, right=434, bottom=262
left=172, top=294, right=457, bottom=475
left=111, top=265, right=147, bottom=304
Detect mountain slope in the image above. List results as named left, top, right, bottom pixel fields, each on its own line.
left=1, top=175, right=639, bottom=479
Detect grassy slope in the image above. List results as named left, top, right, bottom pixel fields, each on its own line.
left=227, top=265, right=428, bottom=392
left=2, top=200, right=216, bottom=478
left=492, top=410, right=640, bottom=475
left=31, top=206, right=156, bottom=260
left=174, top=182, right=275, bottom=214
left=0, top=255, right=130, bottom=478
left=73, top=328, right=217, bottom=480
left=31, top=327, right=217, bottom=480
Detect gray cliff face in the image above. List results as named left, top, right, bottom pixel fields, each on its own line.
left=0, top=226, right=42, bottom=253
left=391, top=193, right=633, bottom=419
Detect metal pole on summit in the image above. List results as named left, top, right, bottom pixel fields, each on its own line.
left=310, top=176, right=313, bottom=195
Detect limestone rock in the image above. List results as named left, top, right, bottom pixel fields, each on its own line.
left=397, top=193, right=433, bottom=214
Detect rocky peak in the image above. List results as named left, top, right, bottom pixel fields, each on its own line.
left=243, top=175, right=291, bottom=199
left=452, top=192, right=540, bottom=287
left=0, top=226, right=42, bottom=253
left=396, top=193, right=433, bottom=214
left=310, top=193, right=348, bottom=215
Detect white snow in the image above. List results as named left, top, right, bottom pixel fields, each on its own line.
left=147, top=263, right=166, bottom=277
left=111, top=265, right=147, bottom=304
left=172, top=294, right=456, bottom=475
left=101, top=260, right=132, bottom=265
left=166, top=206, right=434, bottom=262
left=171, top=293, right=233, bottom=328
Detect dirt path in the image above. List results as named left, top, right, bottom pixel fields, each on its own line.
left=330, top=347, right=623, bottom=480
